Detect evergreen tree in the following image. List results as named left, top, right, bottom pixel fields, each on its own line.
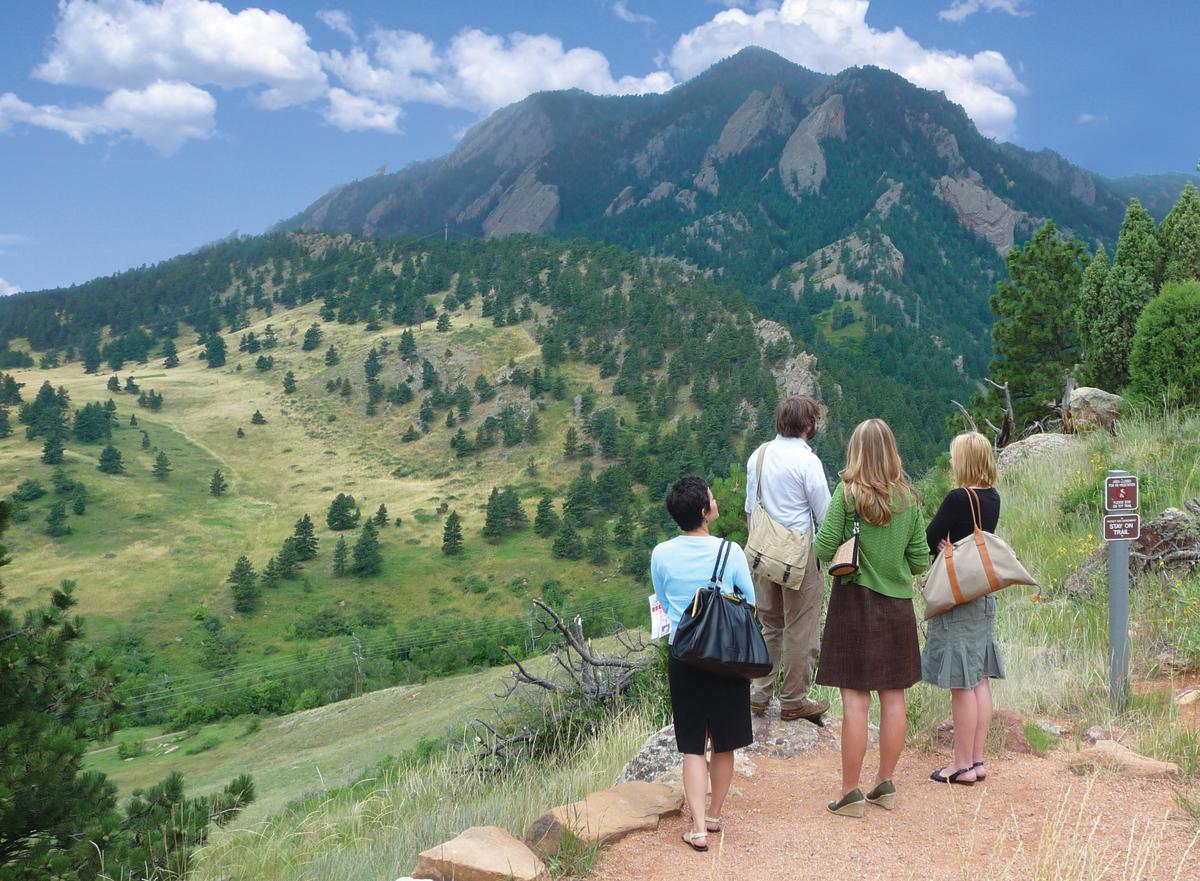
left=455, top=384, right=472, bottom=420
left=985, top=221, right=1086, bottom=429
left=124, top=375, right=138, bottom=393
left=97, top=444, right=124, bottom=474
left=227, top=556, right=259, bottom=613
left=45, top=500, right=70, bottom=537
left=442, top=510, right=464, bottom=556
left=203, top=333, right=226, bottom=368
left=261, top=556, right=282, bottom=588
left=1129, top=281, right=1200, bottom=403
left=498, top=486, right=528, bottom=529
left=152, top=450, right=171, bottom=481
left=71, top=490, right=86, bottom=515
left=0, top=407, right=10, bottom=439
left=450, top=427, right=473, bottom=457
left=524, top=411, right=540, bottom=443
left=372, top=503, right=389, bottom=527
left=474, top=374, right=495, bottom=402
left=363, top=348, right=382, bottom=383
left=251, top=409, right=266, bottom=424
left=128, top=413, right=137, bottom=426
left=1160, top=182, right=1200, bottom=284
left=282, top=371, right=297, bottom=394
left=107, top=375, right=120, bottom=393
left=614, top=506, right=636, bottom=548
left=563, top=425, right=578, bottom=458
left=401, top=423, right=420, bottom=442
left=562, top=464, right=596, bottom=526
left=534, top=494, right=560, bottom=537
left=236, top=426, right=245, bottom=438
left=276, top=537, right=301, bottom=580
left=351, top=521, right=382, bottom=575
left=140, top=431, right=151, bottom=450
left=421, top=359, right=438, bottom=390
left=73, top=402, right=110, bottom=442
left=210, top=469, right=227, bottom=497
left=291, top=513, right=318, bottom=559
left=436, top=312, right=452, bottom=331
left=332, top=535, right=349, bottom=576
left=552, top=519, right=584, bottom=559
left=162, top=337, right=179, bottom=368
left=326, top=492, right=361, bottom=530
left=41, top=431, right=65, bottom=465
left=255, top=354, right=274, bottom=371
left=399, top=328, right=417, bottom=360
left=587, top=522, right=610, bottom=565
left=482, top=487, right=505, bottom=543
left=324, top=344, right=340, bottom=366
left=301, top=323, right=323, bottom=351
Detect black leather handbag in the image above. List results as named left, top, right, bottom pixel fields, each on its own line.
left=670, top=539, right=774, bottom=680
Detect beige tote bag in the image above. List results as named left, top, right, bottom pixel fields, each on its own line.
left=921, top=488, right=1036, bottom=620
left=744, top=443, right=813, bottom=588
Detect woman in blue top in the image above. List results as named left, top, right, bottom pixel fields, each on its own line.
left=651, top=476, right=756, bottom=853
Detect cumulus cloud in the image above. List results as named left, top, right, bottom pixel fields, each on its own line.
left=323, top=87, right=402, bottom=133
left=612, top=2, right=655, bottom=25
left=0, top=278, right=22, bottom=296
left=669, top=0, right=1024, bottom=139
left=938, top=1, right=1030, bottom=24
left=0, top=80, right=216, bottom=153
left=317, top=8, right=357, bottom=42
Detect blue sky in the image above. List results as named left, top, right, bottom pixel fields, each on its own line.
left=1, top=0, right=1197, bottom=294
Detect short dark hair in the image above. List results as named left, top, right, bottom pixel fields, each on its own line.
left=666, top=476, right=711, bottom=531
left=775, top=395, right=820, bottom=439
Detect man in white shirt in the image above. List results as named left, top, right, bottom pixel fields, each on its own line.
left=745, top=395, right=832, bottom=723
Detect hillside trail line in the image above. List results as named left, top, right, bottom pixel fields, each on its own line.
left=593, top=724, right=1200, bottom=881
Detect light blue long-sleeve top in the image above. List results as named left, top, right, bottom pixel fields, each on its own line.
left=650, top=535, right=756, bottom=643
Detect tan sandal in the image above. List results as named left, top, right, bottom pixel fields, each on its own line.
left=705, top=815, right=721, bottom=832
left=682, top=830, right=709, bottom=852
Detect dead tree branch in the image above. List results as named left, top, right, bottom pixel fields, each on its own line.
left=950, top=400, right=977, bottom=432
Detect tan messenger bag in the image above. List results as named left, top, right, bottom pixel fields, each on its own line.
left=744, top=443, right=813, bottom=588
left=921, top=488, right=1036, bottom=619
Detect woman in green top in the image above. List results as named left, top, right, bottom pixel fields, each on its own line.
left=813, top=419, right=929, bottom=818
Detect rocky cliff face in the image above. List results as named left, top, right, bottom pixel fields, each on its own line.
left=779, top=94, right=847, bottom=198
left=933, top=175, right=1024, bottom=254
left=483, top=166, right=560, bottom=237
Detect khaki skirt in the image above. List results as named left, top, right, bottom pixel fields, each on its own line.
left=815, top=579, right=922, bottom=692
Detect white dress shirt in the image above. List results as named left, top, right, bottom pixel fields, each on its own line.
left=744, top=435, right=831, bottom=533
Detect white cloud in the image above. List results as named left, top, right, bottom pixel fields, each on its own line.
left=0, top=80, right=216, bottom=153
left=0, top=278, right=22, bottom=296
left=1076, top=112, right=1108, bottom=125
left=34, top=0, right=327, bottom=108
left=323, top=87, right=402, bottom=133
left=669, top=0, right=1024, bottom=139
left=612, top=2, right=655, bottom=25
left=938, top=1, right=1030, bottom=24
left=317, top=8, right=357, bottom=42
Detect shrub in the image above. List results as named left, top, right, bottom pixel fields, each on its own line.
left=1129, top=281, right=1200, bottom=403
left=13, top=478, right=45, bottom=501
left=117, top=739, right=146, bottom=760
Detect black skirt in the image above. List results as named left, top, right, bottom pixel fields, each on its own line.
left=667, top=654, right=753, bottom=754
left=814, top=579, right=921, bottom=692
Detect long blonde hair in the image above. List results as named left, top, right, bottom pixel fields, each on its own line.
left=841, top=419, right=916, bottom=526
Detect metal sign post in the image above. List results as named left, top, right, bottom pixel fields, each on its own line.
left=1104, top=471, right=1138, bottom=711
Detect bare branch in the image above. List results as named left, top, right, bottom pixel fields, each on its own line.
left=950, top=400, right=977, bottom=432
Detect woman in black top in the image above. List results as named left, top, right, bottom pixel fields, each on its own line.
left=921, top=432, right=1005, bottom=785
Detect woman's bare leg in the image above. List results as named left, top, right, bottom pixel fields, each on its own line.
left=708, top=751, right=735, bottom=820
left=972, top=678, right=994, bottom=777
left=681, top=753, right=709, bottom=840
left=937, top=687, right=977, bottom=781
left=840, top=688, right=870, bottom=794
left=876, top=689, right=908, bottom=784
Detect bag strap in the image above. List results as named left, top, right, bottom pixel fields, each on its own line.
left=709, top=538, right=732, bottom=585
left=843, top=485, right=860, bottom=539
left=964, top=487, right=983, bottom=531
left=753, top=443, right=770, bottom=504
left=961, top=488, right=1001, bottom=593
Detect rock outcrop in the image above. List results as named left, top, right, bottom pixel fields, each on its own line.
left=694, top=85, right=798, bottom=196
left=604, top=185, right=636, bottom=217
left=754, top=319, right=820, bottom=400
left=1067, top=741, right=1182, bottom=778
left=873, top=179, right=904, bottom=220
left=525, top=781, right=682, bottom=856
left=617, top=725, right=757, bottom=786
left=779, top=94, right=846, bottom=198
left=483, top=166, right=560, bottom=238
left=787, top=230, right=904, bottom=300
left=1069, top=386, right=1123, bottom=432
left=933, top=175, right=1022, bottom=254
left=413, top=826, right=549, bottom=881
left=996, top=433, right=1079, bottom=477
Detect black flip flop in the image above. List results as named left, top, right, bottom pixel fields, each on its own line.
left=930, top=767, right=975, bottom=785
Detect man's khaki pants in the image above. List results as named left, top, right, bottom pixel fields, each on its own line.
left=750, top=551, right=823, bottom=711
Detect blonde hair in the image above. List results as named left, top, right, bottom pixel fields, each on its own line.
left=841, top=419, right=916, bottom=526
left=949, top=431, right=996, bottom=488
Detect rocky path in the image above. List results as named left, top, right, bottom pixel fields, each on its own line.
left=593, top=716, right=1200, bottom=881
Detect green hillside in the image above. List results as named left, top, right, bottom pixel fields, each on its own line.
left=0, top=232, right=793, bottom=729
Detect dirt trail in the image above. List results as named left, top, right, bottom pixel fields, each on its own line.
left=593, top=746, right=1200, bottom=881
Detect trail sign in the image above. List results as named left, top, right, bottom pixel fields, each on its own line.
left=1105, top=475, right=1139, bottom=511
left=1104, top=514, right=1141, bottom=542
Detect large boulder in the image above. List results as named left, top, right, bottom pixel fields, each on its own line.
left=997, top=433, right=1079, bottom=477
left=525, top=780, right=682, bottom=856
left=1069, top=386, right=1123, bottom=432
left=1066, top=741, right=1181, bottom=779
left=616, top=725, right=756, bottom=785
left=412, top=826, right=549, bottom=881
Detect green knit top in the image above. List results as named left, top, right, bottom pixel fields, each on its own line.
left=813, top=482, right=930, bottom=599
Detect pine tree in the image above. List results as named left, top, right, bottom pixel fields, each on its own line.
left=41, top=432, right=65, bottom=465
left=261, top=555, right=283, bottom=589
left=301, top=323, right=323, bottom=351
left=534, top=494, right=560, bottom=537
left=140, top=431, right=151, bottom=450
left=363, top=348, right=382, bottom=384
left=351, top=521, right=382, bottom=575
left=436, top=312, right=451, bottom=331
left=226, top=555, right=258, bottom=612
left=282, top=371, right=297, bottom=394
left=372, top=503, right=389, bottom=527
left=401, top=423, right=420, bottom=443
left=71, top=490, right=86, bottom=515
left=563, top=426, right=578, bottom=458
left=524, top=411, right=540, bottom=443
left=482, top=487, right=505, bottom=543
left=291, top=513, right=318, bottom=559
left=442, top=510, right=464, bottom=556
left=563, top=464, right=595, bottom=526
left=587, top=522, right=610, bottom=565
left=152, top=450, right=171, bottom=481
left=499, top=486, right=527, bottom=529
left=124, top=375, right=138, bottom=393
left=236, top=426, right=245, bottom=438
left=326, top=493, right=361, bottom=530
left=210, top=469, right=227, bottom=497
left=251, top=409, right=266, bottom=425
left=455, top=384, right=472, bottom=420
left=614, top=506, right=636, bottom=548
left=276, top=537, right=301, bottom=580
left=45, top=500, right=71, bottom=537
left=107, top=375, right=121, bottom=393
left=332, top=535, right=349, bottom=576
left=162, top=338, right=179, bottom=368
left=552, top=519, right=584, bottom=559
left=324, top=344, right=340, bottom=366
left=1160, top=182, right=1200, bottom=284
left=97, top=444, right=124, bottom=474
left=0, top=407, right=10, bottom=439
left=399, top=328, right=417, bottom=360
left=203, top=333, right=226, bottom=368
left=128, top=413, right=137, bottom=426
left=450, top=427, right=473, bottom=457
left=255, top=354, right=274, bottom=371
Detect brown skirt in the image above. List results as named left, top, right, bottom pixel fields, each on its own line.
left=815, top=579, right=921, bottom=692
